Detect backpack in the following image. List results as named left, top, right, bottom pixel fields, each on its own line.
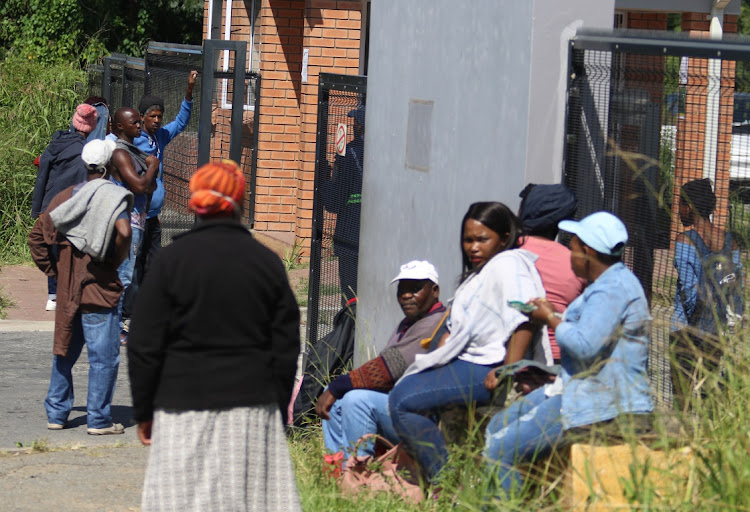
left=682, top=230, right=744, bottom=335
left=289, top=300, right=357, bottom=426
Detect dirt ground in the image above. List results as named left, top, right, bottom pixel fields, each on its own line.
left=0, top=445, right=148, bottom=512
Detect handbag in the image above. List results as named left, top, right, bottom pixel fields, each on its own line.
left=339, top=434, right=424, bottom=503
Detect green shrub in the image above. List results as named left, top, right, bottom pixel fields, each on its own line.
left=0, top=54, right=84, bottom=263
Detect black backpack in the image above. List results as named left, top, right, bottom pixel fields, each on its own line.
left=291, top=300, right=356, bottom=426
left=683, top=230, right=743, bottom=335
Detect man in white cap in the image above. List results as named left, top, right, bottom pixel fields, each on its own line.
left=315, top=260, right=446, bottom=459
left=29, top=139, right=133, bottom=435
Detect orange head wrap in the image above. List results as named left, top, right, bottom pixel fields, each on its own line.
left=188, top=160, right=245, bottom=217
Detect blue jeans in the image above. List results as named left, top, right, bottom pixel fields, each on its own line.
left=388, top=358, right=495, bottom=481
left=123, top=217, right=161, bottom=318
left=116, top=226, right=143, bottom=330
left=323, top=389, right=400, bottom=458
left=483, top=387, right=563, bottom=493
left=45, top=308, right=121, bottom=428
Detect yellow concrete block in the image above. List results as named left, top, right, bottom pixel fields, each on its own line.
left=562, top=443, right=694, bottom=511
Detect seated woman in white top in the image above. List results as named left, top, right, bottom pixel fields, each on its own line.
left=387, top=201, right=552, bottom=483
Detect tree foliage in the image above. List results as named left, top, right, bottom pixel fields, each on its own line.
left=0, top=0, right=204, bottom=65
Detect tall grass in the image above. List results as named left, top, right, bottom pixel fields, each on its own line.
left=289, top=323, right=750, bottom=510
left=0, top=53, right=84, bottom=264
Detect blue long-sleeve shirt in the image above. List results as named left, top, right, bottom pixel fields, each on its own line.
left=133, top=98, right=193, bottom=218
left=555, top=262, right=653, bottom=429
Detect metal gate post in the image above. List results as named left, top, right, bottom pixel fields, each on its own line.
left=102, top=57, right=112, bottom=106
left=197, top=40, right=247, bottom=166
left=306, top=83, right=331, bottom=347
left=248, top=74, right=262, bottom=226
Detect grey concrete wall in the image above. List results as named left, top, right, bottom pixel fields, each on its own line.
left=355, top=0, right=614, bottom=361
left=524, top=0, right=615, bottom=184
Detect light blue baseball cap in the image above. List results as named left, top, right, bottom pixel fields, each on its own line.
left=558, top=211, right=628, bottom=256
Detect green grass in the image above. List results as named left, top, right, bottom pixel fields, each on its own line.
left=283, top=239, right=307, bottom=271
left=0, top=283, right=15, bottom=319
left=296, top=277, right=309, bottom=307
left=0, top=53, right=85, bottom=264
left=289, top=324, right=750, bottom=510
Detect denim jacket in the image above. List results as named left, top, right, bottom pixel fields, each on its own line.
left=555, top=262, right=653, bottom=429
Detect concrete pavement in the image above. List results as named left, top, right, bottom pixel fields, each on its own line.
left=0, top=265, right=147, bottom=511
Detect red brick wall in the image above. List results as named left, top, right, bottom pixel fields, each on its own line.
left=626, top=11, right=668, bottom=30
left=254, top=0, right=362, bottom=252
left=254, top=0, right=306, bottom=235
left=201, top=0, right=363, bottom=251
left=297, top=1, right=362, bottom=253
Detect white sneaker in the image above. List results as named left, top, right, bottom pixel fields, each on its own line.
left=87, top=423, right=125, bottom=435
left=45, top=299, right=56, bottom=311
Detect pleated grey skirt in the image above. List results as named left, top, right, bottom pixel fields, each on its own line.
left=141, top=404, right=301, bottom=512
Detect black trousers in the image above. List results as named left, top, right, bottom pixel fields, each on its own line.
left=123, top=217, right=162, bottom=319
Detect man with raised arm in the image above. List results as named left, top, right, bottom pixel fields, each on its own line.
left=121, top=71, right=199, bottom=331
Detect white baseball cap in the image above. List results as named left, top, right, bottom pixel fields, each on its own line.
left=390, top=260, right=439, bottom=285
left=81, top=139, right=117, bottom=172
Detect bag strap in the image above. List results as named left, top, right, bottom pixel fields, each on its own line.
left=723, top=232, right=735, bottom=256
left=493, top=359, right=561, bottom=380
left=682, top=229, right=711, bottom=258
left=352, top=433, right=396, bottom=452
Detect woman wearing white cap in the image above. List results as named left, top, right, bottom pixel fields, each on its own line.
left=483, top=211, right=653, bottom=496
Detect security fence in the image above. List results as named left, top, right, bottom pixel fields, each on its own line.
left=565, top=29, right=750, bottom=406
left=86, top=41, right=260, bottom=243
left=307, top=73, right=367, bottom=346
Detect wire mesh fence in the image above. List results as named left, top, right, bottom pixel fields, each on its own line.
left=144, top=43, right=203, bottom=244
left=565, top=30, right=750, bottom=406
left=308, top=74, right=367, bottom=346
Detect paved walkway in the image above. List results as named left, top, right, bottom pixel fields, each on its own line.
left=0, top=263, right=308, bottom=511
left=0, top=264, right=55, bottom=328
left=0, top=265, right=146, bottom=511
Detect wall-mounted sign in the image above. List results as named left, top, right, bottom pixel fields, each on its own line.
left=336, top=123, right=347, bottom=156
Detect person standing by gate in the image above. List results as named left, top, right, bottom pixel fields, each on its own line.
left=121, top=70, right=198, bottom=340
left=320, top=105, right=365, bottom=303
left=110, top=108, right=160, bottom=342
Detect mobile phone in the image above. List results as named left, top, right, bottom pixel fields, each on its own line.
left=507, top=300, right=537, bottom=313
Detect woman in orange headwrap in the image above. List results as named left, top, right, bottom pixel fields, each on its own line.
left=128, top=160, right=302, bottom=511
left=187, top=159, right=245, bottom=217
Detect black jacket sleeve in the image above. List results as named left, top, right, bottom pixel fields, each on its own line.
left=127, top=253, right=172, bottom=423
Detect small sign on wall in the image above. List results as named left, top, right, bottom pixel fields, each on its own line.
left=302, top=48, right=309, bottom=83
left=336, top=123, right=347, bottom=156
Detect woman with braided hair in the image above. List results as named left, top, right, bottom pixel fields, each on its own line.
left=128, top=160, right=302, bottom=511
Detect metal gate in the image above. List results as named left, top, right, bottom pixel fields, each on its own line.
left=307, top=73, right=367, bottom=346
left=86, top=41, right=261, bottom=242
left=564, top=29, right=750, bottom=405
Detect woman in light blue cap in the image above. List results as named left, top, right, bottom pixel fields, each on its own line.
left=482, top=211, right=653, bottom=497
